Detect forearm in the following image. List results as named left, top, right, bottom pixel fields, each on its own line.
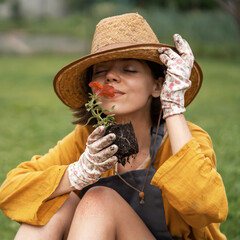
left=47, top=168, right=75, bottom=200
left=165, top=114, right=192, bottom=154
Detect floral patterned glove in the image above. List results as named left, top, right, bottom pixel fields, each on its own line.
left=68, top=126, right=118, bottom=190
left=159, top=34, right=194, bottom=119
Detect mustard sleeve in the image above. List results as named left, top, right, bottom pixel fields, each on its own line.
left=0, top=125, right=89, bottom=225
left=151, top=122, right=228, bottom=228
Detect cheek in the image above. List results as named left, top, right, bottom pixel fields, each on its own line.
left=133, top=84, right=153, bottom=99
left=127, top=88, right=152, bottom=109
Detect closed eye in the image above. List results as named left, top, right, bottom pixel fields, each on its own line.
left=94, top=70, right=107, bottom=75
left=124, top=69, right=137, bottom=73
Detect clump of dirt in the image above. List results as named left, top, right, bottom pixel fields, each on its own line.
left=105, top=122, right=139, bottom=166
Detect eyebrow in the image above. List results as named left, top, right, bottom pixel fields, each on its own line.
left=95, top=58, right=143, bottom=66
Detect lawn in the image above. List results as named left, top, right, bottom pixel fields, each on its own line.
left=0, top=55, right=239, bottom=239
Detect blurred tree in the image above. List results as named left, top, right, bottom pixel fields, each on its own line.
left=11, top=0, right=21, bottom=20
left=66, top=0, right=220, bottom=12
left=176, top=0, right=218, bottom=10
left=215, top=0, right=240, bottom=34
left=67, top=0, right=94, bottom=12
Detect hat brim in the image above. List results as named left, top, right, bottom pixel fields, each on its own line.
left=54, top=43, right=203, bottom=108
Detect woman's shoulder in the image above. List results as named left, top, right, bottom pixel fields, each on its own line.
left=186, top=121, right=213, bottom=147
left=57, top=125, right=94, bottom=152
left=74, top=124, right=94, bottom=139
left=187, top=121, right=210, bottom=136
left=187, top=121, right=207, bottom=132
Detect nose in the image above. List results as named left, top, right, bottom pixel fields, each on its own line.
left=105, top=68, right=120, bottom=84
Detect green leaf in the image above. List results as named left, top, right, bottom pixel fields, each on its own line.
left=94, top=101, right=102, bottom=105
left=107, top=114, right=115, bottom=117
left=109, top=105, right=115, bottom=111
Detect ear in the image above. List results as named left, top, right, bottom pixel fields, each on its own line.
left=152, top=77, right=164, bottom=98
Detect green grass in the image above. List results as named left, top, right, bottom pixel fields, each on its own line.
left=185, top=58, right=240, bottom=239
left=0, top=55, right=239, bottom=239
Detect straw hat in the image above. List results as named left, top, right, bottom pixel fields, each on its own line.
left=54, top=13, right=203, bottom=109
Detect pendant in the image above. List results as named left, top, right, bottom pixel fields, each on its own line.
left=139, top=191, right=145, bottom=204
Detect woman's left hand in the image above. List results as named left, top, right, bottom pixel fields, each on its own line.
left=159, top=34, right=194, bottom=119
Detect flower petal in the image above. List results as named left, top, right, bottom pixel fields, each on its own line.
left=101, top=85, right=115, bottom=97
left=89, top=82, right=115, bottom=97
left=89, top=82, right=103, bottom=92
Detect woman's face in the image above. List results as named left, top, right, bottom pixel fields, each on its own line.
left=91, top=59, right=161, bottom=122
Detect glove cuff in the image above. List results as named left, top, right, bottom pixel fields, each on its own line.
left=68, top=161, right=99, bottom=190
left=162, top=102, right=186, bottom=119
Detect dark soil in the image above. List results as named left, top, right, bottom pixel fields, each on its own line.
left=105, top=122, right=139, bottom=166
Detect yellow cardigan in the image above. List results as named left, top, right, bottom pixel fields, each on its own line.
left=0, top=122, right=228, bottom=239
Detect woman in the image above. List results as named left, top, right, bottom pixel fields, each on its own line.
left=0, top=13, right=228, bottom=239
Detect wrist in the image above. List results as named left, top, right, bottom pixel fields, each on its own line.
left=68, top=162, right=98, bottom=190
left=161, top=102, right=186, bottom=119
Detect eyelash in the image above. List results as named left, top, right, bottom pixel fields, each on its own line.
left=93, top=68, right=137, bottom=75
left=94, top=70, right=106, bottom=75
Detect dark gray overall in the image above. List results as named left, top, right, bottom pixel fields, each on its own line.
left=80, top=123, right=174, bottom=239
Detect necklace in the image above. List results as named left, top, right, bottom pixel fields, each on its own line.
left=115, top=110, right=162, bottom=204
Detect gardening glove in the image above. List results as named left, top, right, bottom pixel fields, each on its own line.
left=68, top=126, right=118, bottom=190
left=158, top=34, right=194, bottom=119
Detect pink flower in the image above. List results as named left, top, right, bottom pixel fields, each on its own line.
left=89, top=82, right=115, bottom=97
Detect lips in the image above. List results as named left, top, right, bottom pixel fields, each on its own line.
left=114, top=90, right=124, bottom=94
left=103, top=85, right=125, bottom=98
left=112, top=89, right=125, bottom=97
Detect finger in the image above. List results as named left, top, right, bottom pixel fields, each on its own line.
left=82, top=153, right=117, bottom=173
left=101, top=155, right=118, bottom=168
left=159, top=47, right=183, bottom=64
left=173, top=34, right=189, bottom=54
left=182, top=39, right=194, bottom=68
left=87, top=126, right=105, bottom=145
left=100, top=156, right=118, bottom=172
left=91, top=144, right=118, bottom=162
left=173, top=34, right=194, bottom=67
left=159, top=53, right=175, bottom=68
left=90, top=155, right=118, bottom=176
left=88, top=133, right=116, bottom=154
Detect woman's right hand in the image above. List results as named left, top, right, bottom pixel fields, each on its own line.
left=68, top=126, right=118, bottom=190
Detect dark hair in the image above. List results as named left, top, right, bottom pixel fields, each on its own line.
left=145, top=61, right=165, bottom=126
left=71, top=60, right=165, bottom=126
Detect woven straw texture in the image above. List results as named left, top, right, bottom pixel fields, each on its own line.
left=54, top=13, right=203, bottom=109
left=91, top=13, right=159, bottom=53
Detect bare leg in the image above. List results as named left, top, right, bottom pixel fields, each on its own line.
left=68, top=186, right=156, bottom=240
left=15, top=192, right=80, bottom=240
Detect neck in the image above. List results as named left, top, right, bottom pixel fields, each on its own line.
left=133, top=119, right=152, bottom=154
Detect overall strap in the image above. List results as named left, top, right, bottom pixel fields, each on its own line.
left=150, top=121, right=165, bottom=164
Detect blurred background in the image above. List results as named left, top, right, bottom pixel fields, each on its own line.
left=0, top=0, right=239, bottom=239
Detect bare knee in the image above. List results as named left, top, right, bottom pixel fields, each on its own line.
left=69, top=187, right=155, bottom=240
left=83, top=186, right=120, bottom=203
left=68, top=187, right=119, bottom=239
left=15, top=192, right=80, bottom=240
left=76, top=186, right=120, bottom=215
